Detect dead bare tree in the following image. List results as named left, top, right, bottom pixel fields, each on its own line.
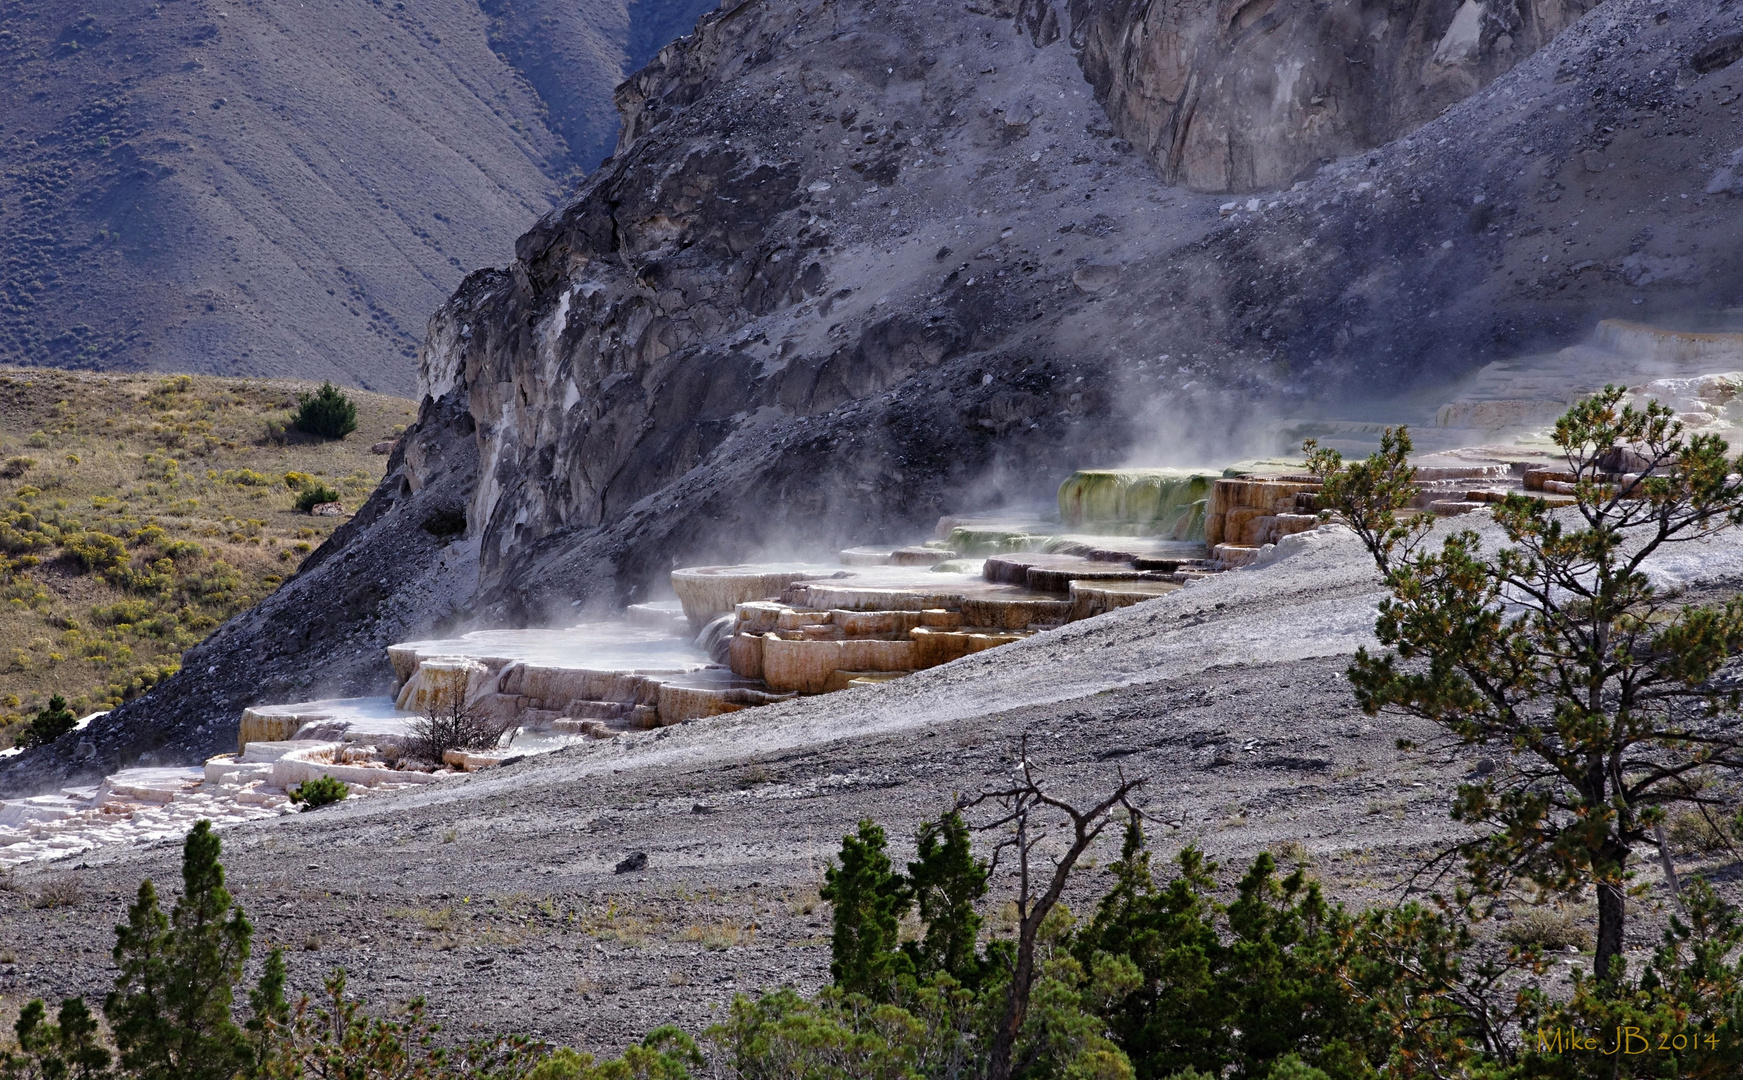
left=406, top=669, right=517, bottom=766
left=957, top=738, right=1145, bottom=1080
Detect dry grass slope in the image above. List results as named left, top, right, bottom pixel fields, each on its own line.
left=0, top=368, right=416, bottom=746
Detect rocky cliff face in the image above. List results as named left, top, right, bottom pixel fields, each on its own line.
left=441, top=0, right=1176, bottom=618
left=1071, top=0, right=1601, bottom=192
left=6, top=0, right=1743, bottom=793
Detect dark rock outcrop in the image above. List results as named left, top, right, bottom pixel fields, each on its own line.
left=8, top=0, right=1743, bottom=792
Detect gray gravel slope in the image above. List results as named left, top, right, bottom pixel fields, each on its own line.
left=5, top=521, right=1737, bottom=1052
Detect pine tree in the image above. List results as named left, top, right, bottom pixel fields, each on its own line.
left=105, top=820, right=255, bottom=1080
left=1074, top=821, right=1229, bottom=1080
left=1071, top=823, right=1370, bottom=1080
left=4, top=996, right=112, bottom=1079
left=904, top=810, right=988, bottom=984
left=1308, top=390, right=1743, bottom=981
left=821, top=818, right=913, bottom=998
left=245, top=947, right=289, bottom=1071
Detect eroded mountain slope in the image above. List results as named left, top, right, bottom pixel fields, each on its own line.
left=0, top=0, right=718, bottom=392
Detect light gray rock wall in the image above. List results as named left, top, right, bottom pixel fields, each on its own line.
left=1069, top=0, right=1598, bottom=192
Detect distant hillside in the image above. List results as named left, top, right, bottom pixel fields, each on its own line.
left=482, top=0, right=721, bottom=170
left=0, top=0, right=718, bottom=395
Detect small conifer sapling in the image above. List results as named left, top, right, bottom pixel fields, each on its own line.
left=105, top=820, right=256, bottom=1080
left=19, top=695, right=76, bottom=749
left=821, top=819, right=913, bottom=998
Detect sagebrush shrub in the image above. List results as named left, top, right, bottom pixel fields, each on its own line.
left=1501, top=906, right=1590, bottom=951
left=61, top=531, right=129, bottom=573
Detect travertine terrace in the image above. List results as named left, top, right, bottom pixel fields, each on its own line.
left=2, top=426, right=1687, bottom=867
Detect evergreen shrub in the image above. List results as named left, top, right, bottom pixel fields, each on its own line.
left=286, top=776, right=347, bottom=811
left=289, top=383, right=356, bottom=440
left=17, top=694, right=76, bottom=748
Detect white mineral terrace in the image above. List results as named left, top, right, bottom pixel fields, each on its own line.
left=0, top=517, right=1213, bottom=866
left=6, top=318, right=1741, bottom=868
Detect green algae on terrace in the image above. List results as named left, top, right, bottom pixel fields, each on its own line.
left=1057, top=468, right=1214, bottom=539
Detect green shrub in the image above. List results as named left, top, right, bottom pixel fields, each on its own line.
left=4, top=996, right=112, bottom=1078
left=521, top=1028, right=700, bottom=1080
left=288, top=775, right=348, bottom=811
left=290, top=383, right=357, bottom=440
left=293, top=485, right=340, bottom=512
left=16, top=694, right=75, bottom=748
left=707, top=984, right=978, bottom=1080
